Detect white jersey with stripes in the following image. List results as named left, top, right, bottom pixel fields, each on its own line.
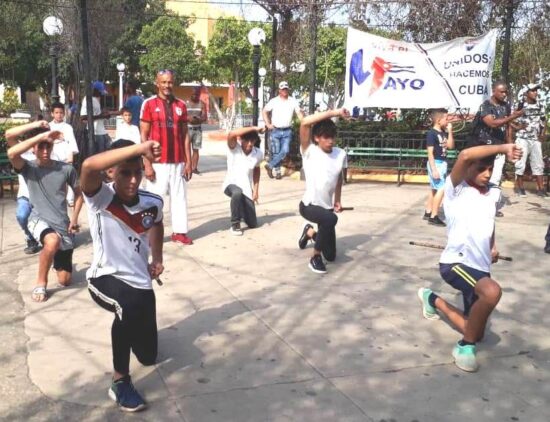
left=84, top=183, right=163, bottom=289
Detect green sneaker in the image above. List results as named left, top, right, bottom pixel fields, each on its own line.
left=417, top=287, right=439, bottom=320
left=452, top=342, right=479, bottom=372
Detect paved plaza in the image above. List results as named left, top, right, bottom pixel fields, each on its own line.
left=1, top=139, right=549, bottom=421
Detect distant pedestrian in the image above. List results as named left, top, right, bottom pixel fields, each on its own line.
left=186, top=87, right=207, bottom=175
left=223, top=126, right=264, bottom=235
left=141, top=70, right=193, bottom=245
left=418, top=142, right=522, bottom=372
left=262, top=81, right=304, bottom=179
left=297, top=108, right=349, bottom=274
left=81, top=81, right=113, bottom=154
left=124, top=80, right=144, bottom=127
left=7, top=129, right=83, bottom=302
left=423, top=108, right=454, bottom=226
left=80, top=139, right=163, bottom=412
left=115, top=107, right=141, bottom=144
left=513, top=83, right=547, bottom=198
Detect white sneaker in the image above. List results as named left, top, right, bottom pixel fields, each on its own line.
left=230, top=223, right=243, bottom=236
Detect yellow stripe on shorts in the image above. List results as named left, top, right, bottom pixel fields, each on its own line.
left=452, top=265, right=477, bottom=288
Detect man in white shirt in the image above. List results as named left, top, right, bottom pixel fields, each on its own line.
left=223, top=126, right=264, bottom=235
left=81, top=81, right=113, bottom=154
left=297, top=108, right=349, bottom=274
left=262, top=81, right=304, bottom=179
left=417, top=143, right=522, bottom=373
left=115, top=107, right=141, bottom=144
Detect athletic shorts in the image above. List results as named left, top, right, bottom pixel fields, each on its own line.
left=28, top=217, right=74, bottom=272
left=189, top=126, right=202, bottom=149
left=427, top=159, right=448, bottom=190
left=439, top=263, right=490, bottom=316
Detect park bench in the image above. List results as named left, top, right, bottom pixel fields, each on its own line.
left=0, top=152, right=18, bottom=198
left=345, top=146, right=458, bottom=186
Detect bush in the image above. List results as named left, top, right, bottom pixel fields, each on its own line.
left=0, top=86, right=22, bottom=116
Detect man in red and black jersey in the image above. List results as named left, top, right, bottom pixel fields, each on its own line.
left=140, top=70, right=193, bottom=245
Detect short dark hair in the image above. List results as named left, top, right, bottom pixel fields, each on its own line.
left=430, top=108, right=447, bottom=123
left=478, top=154, right=496, bottom=167
left=312, top=118, right=337, bottom=139
left=108, top=139, right=141, bottom=163
left=25, top=126, right=50, bottom=139
left=51, top=102, right=65, bottom=112
left=492, top=79, right=507, bottom=90
left=241, top=131, right=260, bottom=144
left=120, top=106, right=132, bottom=114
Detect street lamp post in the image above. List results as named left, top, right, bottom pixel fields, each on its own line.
left=248, top=27, right=266, bottom=127
left=258, top=67, right=267, bottom=153
left=43, top=16, right=64, bottom=104
left=116, top=63, right=126, bottom=131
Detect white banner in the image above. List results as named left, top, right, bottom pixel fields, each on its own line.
left=345, top=28, right=498, bottom=111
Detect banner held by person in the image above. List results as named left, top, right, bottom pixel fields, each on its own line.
left=345, top=28, right=498, bottom=111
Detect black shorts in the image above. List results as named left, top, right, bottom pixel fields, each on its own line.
left=440, top=263, right=490, bottom=316
left=53, top=249, right=74, bottom=273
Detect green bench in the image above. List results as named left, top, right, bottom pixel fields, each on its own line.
left=0, top=152, right=18, bottom=198
left=345, top=146, right=458, bottom=186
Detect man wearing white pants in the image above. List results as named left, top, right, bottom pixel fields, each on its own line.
left=513, top=83, right=547, bottom=198
left=141, top=70, right=193, bottom=245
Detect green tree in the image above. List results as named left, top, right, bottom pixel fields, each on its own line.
left=205, top=18, right=271, bottom=87
left=138, top=16, right=201, bottom=83
left=316, top=25, right=347, bottom=108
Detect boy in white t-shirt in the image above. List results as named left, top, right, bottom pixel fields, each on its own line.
left=50, top=102, right=79, bottom=206
left=80, top=139, right=163, bottom=412
left=115, top=107, right=141, bottom=144
left=297, top=108, right=349, bottom=274
left=418, top=143, right=522, bottom=372
left=223, top=126, right=264, bottom=235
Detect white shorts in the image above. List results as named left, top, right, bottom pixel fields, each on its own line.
left=515, top=138, right=544, bottom=176
left=28, top=217, right=74, bottom=250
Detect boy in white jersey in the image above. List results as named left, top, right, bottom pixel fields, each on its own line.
left=418, top=143, right=522, bottom=372
left=115, top=107, right=141, bottom=144
left=80, top=139, right=163, bottom=412
left=297, top=108, right=349, bottom=274
left=223, top=126, right=264, bottom=235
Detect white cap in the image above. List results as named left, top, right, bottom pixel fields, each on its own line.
left=278, top=81, right=289, bottom=90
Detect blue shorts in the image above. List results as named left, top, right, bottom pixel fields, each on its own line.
left=427, top=160, right=447, bottom=190
left=439, top=263, right=490, bottom=316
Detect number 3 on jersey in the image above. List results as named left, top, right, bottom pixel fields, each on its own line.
left=128, top=236, right=141, bottom=253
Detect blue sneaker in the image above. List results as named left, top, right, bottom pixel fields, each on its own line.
left=108, top=375, right=147, bottom=412
left=452, top=342, right=479, bottom=372
left=417, top=287, right=439, bottom=320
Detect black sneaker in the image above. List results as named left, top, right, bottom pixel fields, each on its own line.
left=109, top=375, right=146, bottom=412
left=536, top=190, right=549, bottom=199
left=308, top=254, right=327, bottom=274
left=230, top=222, right=243, bottom=236
left=24, top=239, right=41, bottom=255
left=422, top=211, right=431, bottom=221
left=264, top=164, right=274, bottom=179
left=519, top=188, right=527, bottom=197
left=193, top=169, right=201, bottom=175
left=298, top=223, right=314, bottom=249
left=545, top=245, right=550, bottom=254
left=428, top=216, right=446, bottom=227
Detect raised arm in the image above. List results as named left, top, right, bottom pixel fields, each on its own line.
left=80, top=141, right=161, bottom=195
left=299, top=108, right=349, bottom=152
left=8, top=130, right=60, bottom=170
left=450, top=143, right=522, bottom=187
left=446, top=123, right=455, bottom=150
left=227, top=126, right=265, bottom=149
left=482, top=109, right=523, bottom=129
left=5, top=120, right=49, bottom=146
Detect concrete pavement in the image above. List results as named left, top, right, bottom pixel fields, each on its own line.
left=1, top=139, right=549, bottom=421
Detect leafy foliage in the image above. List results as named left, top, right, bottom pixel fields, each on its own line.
left=138, top=16, right=201, bottom=83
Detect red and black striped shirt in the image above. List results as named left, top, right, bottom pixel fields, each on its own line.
left=141, top=95, right=188, bottom=163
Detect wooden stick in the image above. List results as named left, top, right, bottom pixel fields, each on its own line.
left=340, top=207, right=354, bottom=211
left=409, top=241, right=513, bottom=262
